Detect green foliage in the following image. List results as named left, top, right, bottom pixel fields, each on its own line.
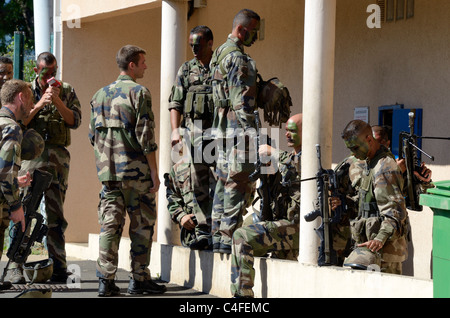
left=3, top=36, right=35, bottom=82
left=0, top=0, right=35, bottom=82
left=0, top=0, right=34, bottom=53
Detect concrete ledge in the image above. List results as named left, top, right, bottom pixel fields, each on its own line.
left=66, top=234, right=433, bottom=298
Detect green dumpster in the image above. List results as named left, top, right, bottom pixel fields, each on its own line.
left=419, top=180, right=450, bottom=298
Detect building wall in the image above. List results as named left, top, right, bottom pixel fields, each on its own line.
left=60, top=6, right=162, bottom=242
left=333, top=0, right=450, bottom=279
left=59, top=0, right=450, bottom=280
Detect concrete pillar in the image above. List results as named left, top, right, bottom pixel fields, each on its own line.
left=299, top=0, right=337, bottom=264
left=33, top=0, right=53, bottom=57
left=157, top=0, right=188, bottom=245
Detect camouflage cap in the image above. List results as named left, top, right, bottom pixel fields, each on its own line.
left=343, top=246, right=381, bottom=270
left=23, top=258, right=53, bottom=284
left=21, top=129, right=44, bottom=160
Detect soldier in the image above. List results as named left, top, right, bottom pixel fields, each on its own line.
left=89, top=45, right=165, bottom=297
left=210, top=8, right=261, bottom=254
left=168, top=26, right=215, bottom=249
left=9, top=52, right=82, bottom=284
left=230, top=113, right=302, bottom=298
left=0, top=56, right=14, bottom=259
left=0, top=80, right=35, bottom=269
left=0, top=56, right=13, bottom=93
left=341, top=120, right=408, bottom=274
left=372, top=124, right=432, bottom=183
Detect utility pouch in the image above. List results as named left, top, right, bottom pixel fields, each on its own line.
left=365, top=216, right=382, bottom=241
left=350, top=217, right=367, bottom=244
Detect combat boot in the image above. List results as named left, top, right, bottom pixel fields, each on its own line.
left=127, top=278, right=167, bottom=294
left=98, top=278, right=120, bottom=297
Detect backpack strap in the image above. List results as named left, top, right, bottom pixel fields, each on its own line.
left=211, top=45, right=242, bottom=79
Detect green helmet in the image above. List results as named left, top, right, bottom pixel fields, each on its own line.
left=343, top=247, right=381, bottom=271
left=21, top=129, right=44, bottom=160
left=23, top=258, right=53, bottom=284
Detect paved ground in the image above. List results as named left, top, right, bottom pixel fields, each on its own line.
left=0, top=255, right=216, bottom=299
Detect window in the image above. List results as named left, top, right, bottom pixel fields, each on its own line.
left=377, top=0, right=414, bottom=23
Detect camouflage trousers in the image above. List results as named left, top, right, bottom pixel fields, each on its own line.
left=96, top=179, right=156, bottom=281
left=211, top=142, right=255, bottom=247
left=231, top=219, right=299, bottom=297
left=20, top=145, right=70, bottom=272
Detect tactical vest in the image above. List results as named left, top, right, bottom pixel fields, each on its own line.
left=30, top=84, right=71, bottom=147
left=183, top=83, right=213, bottom=122
left=358, top=148, right=395, bottom=218
left=253, top=152, right=300, bottom=222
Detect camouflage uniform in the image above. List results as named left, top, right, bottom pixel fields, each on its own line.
left=164, top=156, right=216, bottom=240
left=19, top=77, right=81, bottom=275
left=332, top=155, right=363, bottom=264
left=168, top=58, right=215, bottom=241
left=0, top=107, right=24, bottom=260
left=210, top=34, right=258, bottom=251
left=89, top=75, right=158, bottom=282
left=349, top=146, right=408, bottom=274
left=231, top=150, right=300, bottom=298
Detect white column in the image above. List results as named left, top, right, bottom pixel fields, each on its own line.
left=33, top=0, right=53, bottom=57
left=299, top=0, right=337, bottom=264
left=157, top=0, right=188, bottom=245
left=53, top=0, right=62, bottom=79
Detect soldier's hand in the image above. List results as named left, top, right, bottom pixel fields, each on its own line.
left=329, top=196, right=341, bottom=211
left=181, top=214, right=196, bottom=230
left=396, top=158, right=407, bottom=173
left=414, top=162, right=432, bottom=183
left=10, top=207, right=26, bottom=232
left=258, top=144, right=273, bottom=157
left=48, top=86, right=61, bottom=102
left=358, top=239, right=383, bottom=253
left=150, top=173, right=160, bottom=193
left=17, top=171, right=32, bottom=188
left=171, top=129, right=182, bottom=147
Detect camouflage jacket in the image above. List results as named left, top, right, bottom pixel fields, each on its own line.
left=0, top=107, right=23, bottom=212
left=169, top=58, right=211, bottom=113
left=210, top=34, right=257, bottom=134
left=28, top=77, right=82, bottom=147
left=169, top=57, right=213, bottom=143
left=89, top=75, right=158, bottom=182
left=165, top=157, right=192, bottom=224
left=352, top=146, right=408, bottom=261
left=271, top=149, right=301, bottom=223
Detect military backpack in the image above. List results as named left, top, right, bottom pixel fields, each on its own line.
left=211, top=45, right=293, bottom=127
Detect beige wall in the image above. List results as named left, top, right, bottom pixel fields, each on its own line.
left=61, top=6, right=162, bottom=242
left=333, top=0, right=450, bottom=278
left=59, top=0, right=450, bottom=279
left=60, top=0, right=305, bottom=243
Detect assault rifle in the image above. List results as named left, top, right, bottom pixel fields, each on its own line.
left=398, top=112, right=450, bottom=211
left=249, top=110, right=274, bottom=222
left=304, top=144, right=347, bottom=266
left=0, top=169, right=53, bottom=290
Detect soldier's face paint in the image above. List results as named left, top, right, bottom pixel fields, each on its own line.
left=36, top=62, right=57, bottom=89
left=190, top=33, right=201, bottom=56
left=241, top=19, right=260, bottom=47
left=189, top=33, right=211, bottom=62
left=344, top=135, right=370, bottom=160
left=285, top=120, right=301, bottom=148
